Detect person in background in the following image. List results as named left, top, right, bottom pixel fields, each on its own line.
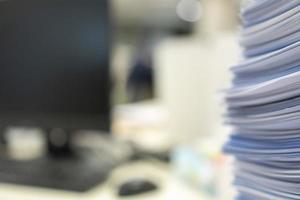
left=127, top=37, right=154, bottom=102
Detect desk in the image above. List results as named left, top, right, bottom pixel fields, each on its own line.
left=0, top=161, right=206, bottom=200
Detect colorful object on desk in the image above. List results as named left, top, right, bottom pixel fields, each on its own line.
left=171, top=145, right=228, bottom=198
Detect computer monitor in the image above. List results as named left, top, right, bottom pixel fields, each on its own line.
left=0, top=0, right=112, bottom=191
left=0, top=0, right=110, bottom=130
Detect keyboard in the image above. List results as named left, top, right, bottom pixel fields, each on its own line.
left=0, top=148, right=118, bottom=191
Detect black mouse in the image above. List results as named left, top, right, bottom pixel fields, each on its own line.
left=118, top=179, right=158, bottom=197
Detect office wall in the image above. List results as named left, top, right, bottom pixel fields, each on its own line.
left=155, top=34, right=239, bottom=144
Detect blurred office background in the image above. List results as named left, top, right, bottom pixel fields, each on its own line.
left=0, top=0, right=242, bottom=199
left=110, top=0, right=240, bottom=199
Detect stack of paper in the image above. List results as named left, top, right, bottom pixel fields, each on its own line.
left=223, top=0, right=300, bottom=199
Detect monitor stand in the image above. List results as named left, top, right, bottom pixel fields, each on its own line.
left=0, top=128, right=117, bottom=191
left=46, top=128, right=75, bottom=158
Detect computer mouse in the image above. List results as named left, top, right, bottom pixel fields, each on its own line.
left=118, top=179, right=158, bottom=197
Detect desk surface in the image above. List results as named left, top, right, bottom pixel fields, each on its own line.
left=0, top=161, right=207, bottom=200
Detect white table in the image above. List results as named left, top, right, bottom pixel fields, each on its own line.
left=0, top=161, right=206, bottom=200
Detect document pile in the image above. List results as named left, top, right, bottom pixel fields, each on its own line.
left=223, top=0, right=300, bottom=199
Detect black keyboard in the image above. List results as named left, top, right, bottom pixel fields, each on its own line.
left=0, top=148, right=117, bottom=191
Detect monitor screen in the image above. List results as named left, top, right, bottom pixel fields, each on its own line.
left=0, top=0, right=110, bottom=130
